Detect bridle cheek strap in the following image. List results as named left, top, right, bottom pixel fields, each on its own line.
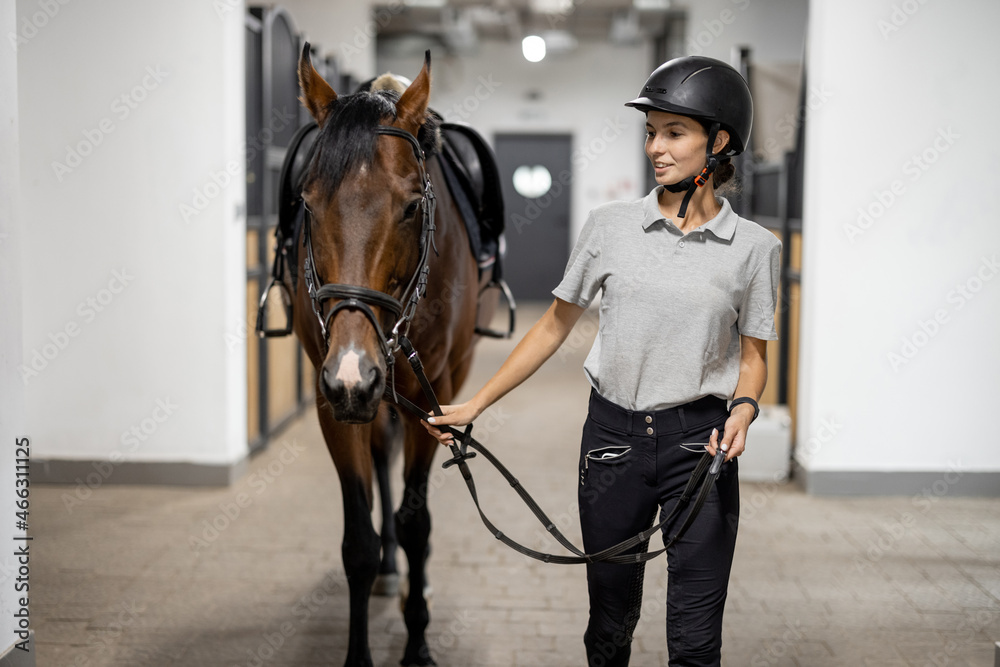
left=302, top=123, right=436, bottom=368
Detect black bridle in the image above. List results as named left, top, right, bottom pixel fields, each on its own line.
left=301, top=124, right=437, bottom=367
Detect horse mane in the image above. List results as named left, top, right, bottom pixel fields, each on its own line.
left=306, top=87, right=441, bottom=194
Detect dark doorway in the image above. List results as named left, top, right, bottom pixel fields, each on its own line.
left=494, top=133, right=573, bottom=301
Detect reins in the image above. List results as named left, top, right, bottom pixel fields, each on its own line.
left=270, top=116, right=728, bottom=566
left=383, top=345, right=728, bottom=565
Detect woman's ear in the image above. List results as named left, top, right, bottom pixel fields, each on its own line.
left=713, top=129, right=731, bottom=155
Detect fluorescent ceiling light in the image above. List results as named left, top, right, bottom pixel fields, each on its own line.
left=403, top=0, right=447, bottom=7
left=522, top=35, right=546, bottom=62
left=530, top=0, right=574, bottom=13
left=633, top=0, right=671, bottom=9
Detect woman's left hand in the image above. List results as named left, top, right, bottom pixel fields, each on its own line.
left=706, top=403, right=755, bottom=462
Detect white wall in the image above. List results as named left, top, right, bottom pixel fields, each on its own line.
left=798, top=0, right=1000, bottom=476
left=281, top=0, right=377, bottom=81
left=17, top=0, right=247, bottom=468
left=1, top=1, right=28, bottom=655
left=679, top=0, right=809, bottom=63
left=379, top=39, right=653, bottom=243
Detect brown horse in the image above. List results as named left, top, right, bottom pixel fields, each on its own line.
left=292, top=46, right=486, bottom=666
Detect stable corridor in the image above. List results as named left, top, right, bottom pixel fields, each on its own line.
left=33, top=305, right=1000, bottom=666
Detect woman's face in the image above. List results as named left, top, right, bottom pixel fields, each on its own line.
left=644, top=110, right=715, bottom=186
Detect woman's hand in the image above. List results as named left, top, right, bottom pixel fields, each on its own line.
left=421, top=402, right=483, bottom=446
left=706, top=403, right=755, bottom=462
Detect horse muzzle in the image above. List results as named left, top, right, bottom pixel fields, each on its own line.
left=320, top=347, right=385, bottom=423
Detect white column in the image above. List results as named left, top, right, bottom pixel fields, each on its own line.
left=797, top=0, right=1000, bottom=494
left=17, top=0, right=247, bottom=483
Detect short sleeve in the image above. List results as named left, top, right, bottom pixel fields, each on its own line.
left=552, top=211, right=605, bottom=308
left=737, top=239, right=781, bottom=340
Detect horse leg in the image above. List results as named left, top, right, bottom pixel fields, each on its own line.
left=318, top=408, right=380, bottom=667
left=395, top=421, right=439, bottom=667
left=372, top=405, right=401, bottom=596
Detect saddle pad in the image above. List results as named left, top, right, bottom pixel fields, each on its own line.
left=439, top=122, right=505, bottom=280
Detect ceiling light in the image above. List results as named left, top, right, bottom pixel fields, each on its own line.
left=522, top=35, right=546, bottom=62
left=633, top=0, right=671, bottom=9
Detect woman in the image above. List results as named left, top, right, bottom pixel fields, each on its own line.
left=424, top=56, right=780, bottom=667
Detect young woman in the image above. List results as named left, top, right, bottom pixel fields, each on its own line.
left=423, top=56, right=780, bottom=667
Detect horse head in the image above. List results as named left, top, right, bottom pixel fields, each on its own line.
left=297, top=44, right=436, bottom=423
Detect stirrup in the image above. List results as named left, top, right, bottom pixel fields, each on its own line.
left=255, top=277, right=294, bottom=337
left=474, top=278, right=516, bottom=339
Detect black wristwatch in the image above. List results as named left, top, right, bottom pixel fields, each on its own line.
left=729, top=397, right=759, bottom=423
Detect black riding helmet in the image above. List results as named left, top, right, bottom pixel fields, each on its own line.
left=625, top=56, right=753, bottom=217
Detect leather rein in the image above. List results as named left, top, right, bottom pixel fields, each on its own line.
left=298, top=122, right=728, bottom=566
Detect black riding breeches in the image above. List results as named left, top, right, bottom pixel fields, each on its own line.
left=578, top=389, right=739, bottom=667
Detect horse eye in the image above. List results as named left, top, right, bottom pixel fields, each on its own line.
left=403, top=200, right=421, bottom=220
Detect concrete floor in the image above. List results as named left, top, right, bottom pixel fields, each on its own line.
left=33, top=303, right=1000, bottom=666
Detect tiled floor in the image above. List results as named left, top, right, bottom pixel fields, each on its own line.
left=32, top=304, right=1000, bottom=666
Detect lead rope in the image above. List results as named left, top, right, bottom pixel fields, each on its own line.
left=386, top=337, right=728, bottom=565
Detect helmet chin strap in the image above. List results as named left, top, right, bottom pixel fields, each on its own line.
left=665, top=122, right=722, bottom=218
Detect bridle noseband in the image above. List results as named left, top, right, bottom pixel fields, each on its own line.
left=301, top=124, right=438, bottom=366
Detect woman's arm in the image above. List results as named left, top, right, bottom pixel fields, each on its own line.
left=708, top=335, right=768, bottom=461
left=422, top=298, right=587, bottom=445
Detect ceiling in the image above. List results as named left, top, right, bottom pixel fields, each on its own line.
left=374, top=0, right=680, bottom=56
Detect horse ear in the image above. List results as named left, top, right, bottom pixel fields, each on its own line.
left=395, top=50, right=431, bottom=135
left=298, top=42, right=337, bottom=127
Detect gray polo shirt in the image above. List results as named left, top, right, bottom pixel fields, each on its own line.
left=552, top=187, right=781, bottom=411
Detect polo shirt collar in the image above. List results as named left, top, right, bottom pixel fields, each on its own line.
left=641, top=186, right=738, bottom=241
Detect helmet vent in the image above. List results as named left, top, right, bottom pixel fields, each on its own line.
left=680, top=66, right=712, bottom=85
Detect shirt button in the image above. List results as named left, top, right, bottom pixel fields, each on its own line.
left=679, top=241, right=686, bottom=248
left=646, top=427, right=654, bottom=435
left=645, top=415, right=652, bottom=424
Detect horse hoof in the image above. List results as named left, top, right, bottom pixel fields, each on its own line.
left=372, top=573, right=400, bottom=597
